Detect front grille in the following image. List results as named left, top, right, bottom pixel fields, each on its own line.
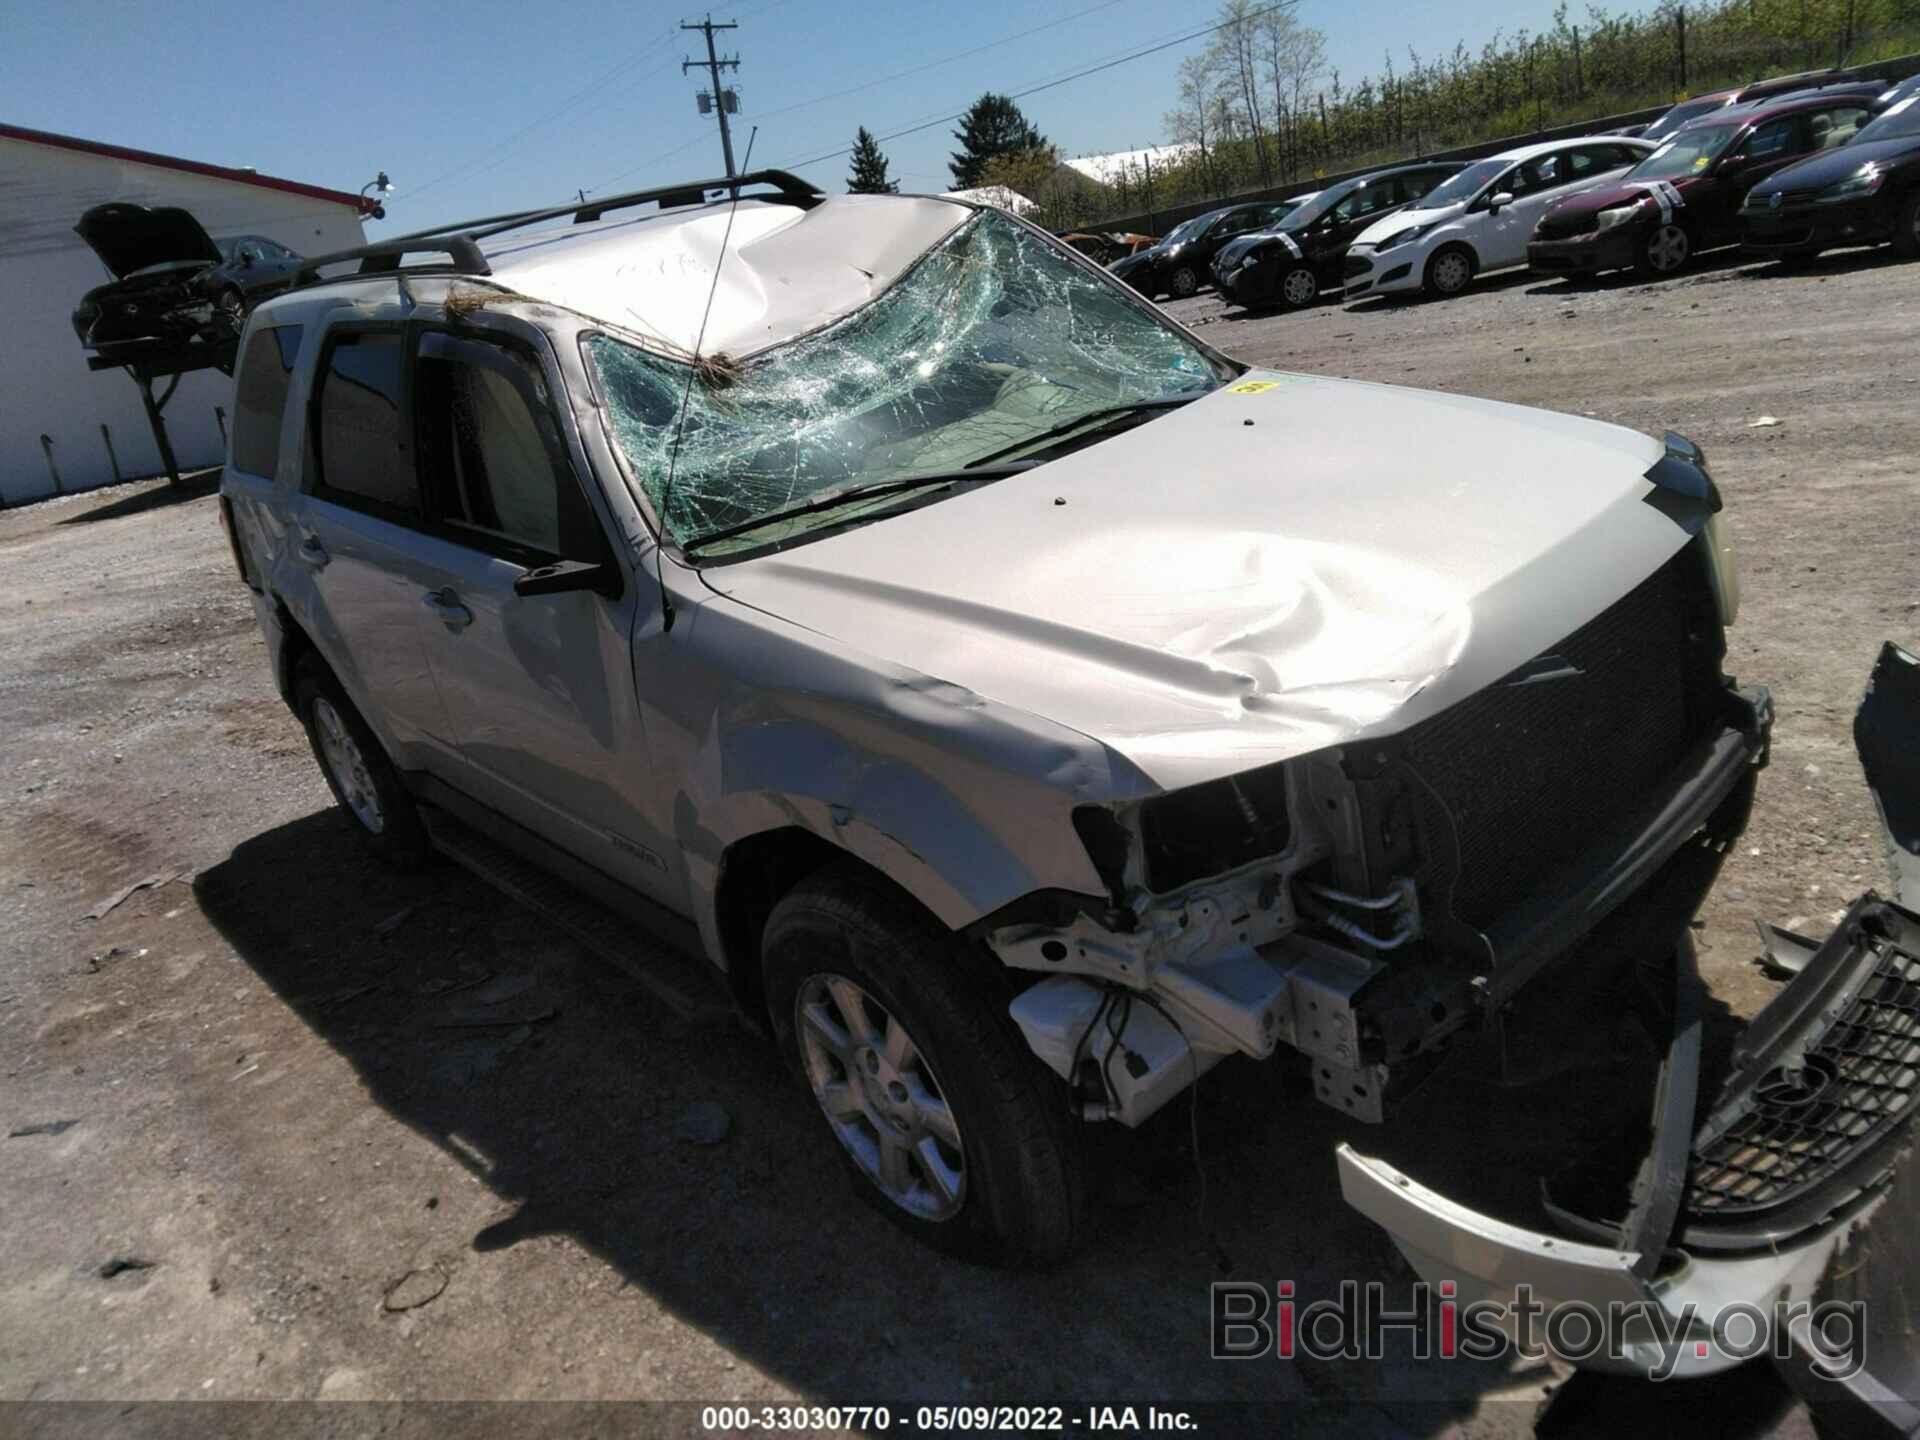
left=1688, top=915, right=1920, bottom=1219
left=1393, top=554, right=1716, bottom=931
left=1533, top=215, right=1598, bottom=242
left=1344, top=255, right=1372, bottom=278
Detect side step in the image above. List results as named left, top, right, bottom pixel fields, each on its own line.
left=420, top=804, right=733, bottom=1025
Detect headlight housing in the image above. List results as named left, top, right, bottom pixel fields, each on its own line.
left=1376, top=223, right=1434, bottom=251
left=1817, top=165, right=1886, bottom=203
left=1594, top=201, right=1645, bottom=232
left=1703, top=509, right=1740, bottom=627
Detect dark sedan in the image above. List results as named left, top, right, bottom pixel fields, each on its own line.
left=1741, top=93, right=1920, bottom=260
left=1107, top=198, right=1304, bottom=300
left=1210, top=163, right=1461, bottom=310
left=71, top=204, right=304, bottom=356
left=1528, top=92, right=1879, bottom=278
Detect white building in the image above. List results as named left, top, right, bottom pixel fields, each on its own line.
left=0, top=123, right=376, bottom=505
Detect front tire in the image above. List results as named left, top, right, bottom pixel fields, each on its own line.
left=763, top=864, right=1084, bottom=1265
left=1423, top=245, right=1475, bottom=297
left=1893, top=190, right=1920, bottom=261
left=214, top=287, right=247, bottom=338
left=1636, top=222, right=1692, bottom=278
left=1278, top=263, right=1320, bottom=309
left=1166, top=264, right=1200, bottom=298
left=294, top=654, right=430, bottom=867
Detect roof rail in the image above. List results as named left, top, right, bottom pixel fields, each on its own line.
left=286, top=169, right=825, bottom=296
left=292, top=235, right=491, bottom=289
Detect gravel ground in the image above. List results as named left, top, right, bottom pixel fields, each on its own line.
left=1, top=240, right=1915, bottom=1435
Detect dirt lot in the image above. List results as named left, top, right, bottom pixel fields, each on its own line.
left=1, top=242, right=1915, bottom=1435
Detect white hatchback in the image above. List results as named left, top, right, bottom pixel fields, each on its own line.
left=1342, top=134, right=1656, bottom=300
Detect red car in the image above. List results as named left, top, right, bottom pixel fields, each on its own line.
left=1528, top=92, right=1880, bottom=279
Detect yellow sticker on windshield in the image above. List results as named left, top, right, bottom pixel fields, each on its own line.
left=1228, top=379, right=1283, bottom=394
left=1692, top=155, right=1710, bottom=170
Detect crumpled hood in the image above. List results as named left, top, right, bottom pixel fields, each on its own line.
left=1752, top=135, right=1920, bottom=196
left=1354, top=202, right=1462, bottom=245
left=700, top=372, right=1684, bottom=793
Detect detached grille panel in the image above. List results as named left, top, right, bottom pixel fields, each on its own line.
left=1688, top=913, right=1920, bottom=1219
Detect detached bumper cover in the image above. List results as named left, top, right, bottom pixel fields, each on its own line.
left=1340, top=643, right=1920, bottom=1379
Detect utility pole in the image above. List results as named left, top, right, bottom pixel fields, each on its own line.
left=682, top=15, right=741, bottom=178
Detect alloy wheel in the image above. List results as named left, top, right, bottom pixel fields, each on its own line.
left=1281, top=266, right=1318, bottom=307
left=795, top=973, right=966, bottom=1221
left=312, top=697, right=385, bottom=834
left=1168, top=266, right=1199, bottom=298
left=1647, top=224, right=1691, bottom=273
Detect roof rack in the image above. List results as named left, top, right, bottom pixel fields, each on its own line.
left=288, top=169, right=825, bottom=293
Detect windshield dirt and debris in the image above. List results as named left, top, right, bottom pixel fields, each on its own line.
left=586, top=209, right=1227, bottom=552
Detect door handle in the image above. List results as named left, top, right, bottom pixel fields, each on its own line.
left=422, top=587, right=473, bottom=629
left=296, top=534, right=329, bottom=568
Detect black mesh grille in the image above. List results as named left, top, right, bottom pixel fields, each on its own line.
left=1689, top=932, right=1920, bottom=1217
left=1394, top=555, right=1712, bottom=931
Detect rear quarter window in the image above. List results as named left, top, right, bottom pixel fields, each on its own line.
left=230, top=324, right=303, bottom=479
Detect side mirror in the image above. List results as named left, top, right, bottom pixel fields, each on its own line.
left=514, top=558, right=620, bottom=598
left=1487, top=191, right=1517, bottom=213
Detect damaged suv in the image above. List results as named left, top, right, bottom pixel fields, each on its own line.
left=221, top=171, right=1918, bottom=1372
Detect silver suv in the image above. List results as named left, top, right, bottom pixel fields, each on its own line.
left=221, top=172, right=1918, bottom=1375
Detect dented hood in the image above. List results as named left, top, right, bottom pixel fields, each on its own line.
left=701, top=372, right=1686, bottom=793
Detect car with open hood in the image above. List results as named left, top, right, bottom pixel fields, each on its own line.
left=70, top=203, right=304, bottom=356
left=1343, top=135, right=1654, bottom=300
left=1107, top=197, right=1307, bottom=299
left=1740, top=90, right=1920, bottom=261
left=1210, top=164, right=1461, bottom=310
left=218, top=172, right=1919, bottom=1373
left=1529, top=93, right=1881, bottom=279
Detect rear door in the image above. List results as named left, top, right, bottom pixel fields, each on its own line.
left=401, top=327, right=676, bottom=902
left=281, top=326, right=463, bottom=774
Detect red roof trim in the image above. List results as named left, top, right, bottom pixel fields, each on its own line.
left=0, top=122, right=380, bottom=216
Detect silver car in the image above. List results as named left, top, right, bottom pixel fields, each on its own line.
left=219, top=172, right=1918, bottom=1376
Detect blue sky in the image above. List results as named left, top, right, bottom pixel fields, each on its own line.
left=8, top=0, right=1615, bottom=232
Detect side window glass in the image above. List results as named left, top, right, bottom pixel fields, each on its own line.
left=312, top=332, right=415, bottom=517
left=415, top=338, right=593, bottom=560
left=1816, top=106, right=1869, bottom=148
left=231, top=325, right=302, bottom=479
left=1742, top=117, right=1799, bottom=161
left=1399, top=171, right=1440, bottom=203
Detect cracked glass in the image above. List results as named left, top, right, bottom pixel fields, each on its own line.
left=585, top=209, right=1229, bottom=554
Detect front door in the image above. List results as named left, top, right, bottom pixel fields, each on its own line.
left=401, top=327, right=679, bottom=903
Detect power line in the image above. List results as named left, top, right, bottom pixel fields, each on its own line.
left=779, top=0, right=1296, bottom=172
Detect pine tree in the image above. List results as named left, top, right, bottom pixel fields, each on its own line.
left=847, top=127, right=899, bottom=194
left=948, top=93, right=1048, bottom=189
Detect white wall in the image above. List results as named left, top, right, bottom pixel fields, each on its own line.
left=0, top=137, right=367, bottom=504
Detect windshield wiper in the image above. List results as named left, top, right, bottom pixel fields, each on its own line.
left=679, top=462, right=1036, bottom=554
left=962, top=392, right=1211, bottom=469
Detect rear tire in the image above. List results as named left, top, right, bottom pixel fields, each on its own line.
left=763, top=863, right=1084, bottom=1265
left=293, top=654, right=430, bottom=867
left=1278, top=263, right=1320, bottom=309
left=1423, top=244, right=1475, bottom=297
left=1894, top=190, right=1920, bottom=261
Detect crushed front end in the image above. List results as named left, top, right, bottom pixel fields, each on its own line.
left=984, top=519, right=1765, bottom=1132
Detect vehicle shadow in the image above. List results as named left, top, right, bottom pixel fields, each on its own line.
left=193, top=808, right=1802, bottom=1432
left=57, top=469, right=221, bottom=525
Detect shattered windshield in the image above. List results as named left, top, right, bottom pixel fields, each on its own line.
left=1630, top=124, right=1740, bottom=180
left=587, top=209, right=1229, bottom=554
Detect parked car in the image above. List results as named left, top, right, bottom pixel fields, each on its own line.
left=219, top=174, right=1920, bottom=1373
left=1639, top=71, right=1885, bottom=143
left=1342, top=135, right=1655, bottom=300
left=1107, top=198, right=1308, bottom=299
left=71, top=203, right=305, bottom=355
left=1740, top=91, right=1920, bottom=261
left=1528, top=93, right=1879, bottom=279
left=1211, top=163, right=1461, bottom=310
left=1872, top=71, right=1920, bottom=112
